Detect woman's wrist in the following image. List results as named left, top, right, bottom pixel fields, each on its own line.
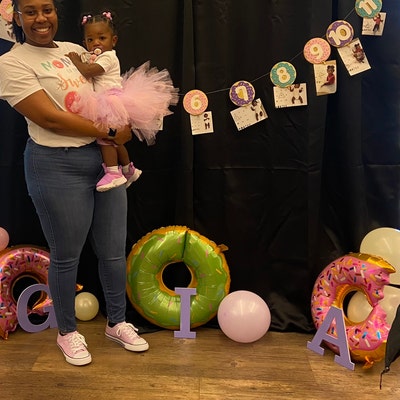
left=100, top=126, right=131, bottom=144
left=108, top=128, right=117, bottom=138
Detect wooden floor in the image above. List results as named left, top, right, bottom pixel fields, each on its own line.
left=1, top=314, right=399, bottom=399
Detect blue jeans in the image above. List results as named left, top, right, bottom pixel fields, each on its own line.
left=24, top=138, right=127, bottom=333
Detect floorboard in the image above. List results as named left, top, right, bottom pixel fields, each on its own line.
left=0, top=314, right=399, bottom=399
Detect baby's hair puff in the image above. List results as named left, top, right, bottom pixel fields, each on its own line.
left=80, top=10, right=118, bottom=35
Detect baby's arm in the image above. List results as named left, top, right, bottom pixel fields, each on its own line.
left=66, top=52, right=105, bottom=79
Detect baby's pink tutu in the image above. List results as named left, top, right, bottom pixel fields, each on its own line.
left=71, top=61, right=179, bottom=145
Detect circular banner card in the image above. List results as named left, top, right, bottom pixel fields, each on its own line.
left=229, top=80, right=255, bottom=106
left=355, top=0, right=382, bottom=18
left=326, top=20, right=354, bottom=48
left=183, top=89, right=208, bottom=115
left=303, top=38, right=331, bottom=64
left=270, top=62, right=296, bottom=88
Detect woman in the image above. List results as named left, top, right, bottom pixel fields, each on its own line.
left=0, top=0, right=149, bottom=366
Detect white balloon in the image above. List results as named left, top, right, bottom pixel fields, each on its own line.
left=360, top=227, right=400, bottom=284
left=380, top=286, right=400, bottom=325
left=75, top=292, right=99, bottom=321
left=347, top=291, right=372, bottom=323
left=347, top=287, right=400, bottom=326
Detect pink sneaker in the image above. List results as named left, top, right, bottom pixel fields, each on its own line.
left=57, top=331, right=92, bottom=366
left=123, top=162, right=142, bottom=189
left=96, top=166, right=127, bottom=192
left=105, top=322, right=149, bottom=352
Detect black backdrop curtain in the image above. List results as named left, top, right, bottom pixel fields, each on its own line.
left=0, top=0, right=399, bottom=333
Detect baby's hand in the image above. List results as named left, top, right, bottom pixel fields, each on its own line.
left=65, top=52, right=82, bottom=64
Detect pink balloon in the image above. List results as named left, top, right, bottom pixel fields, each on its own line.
left=217, top=290, right=271, bottom=343
left=0, top=227, right=9, bottom=251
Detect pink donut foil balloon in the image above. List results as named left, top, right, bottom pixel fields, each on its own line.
left=311, top=252, right=395, bottom=367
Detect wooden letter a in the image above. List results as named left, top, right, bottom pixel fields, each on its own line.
left=307, top=306, right=355, bottom=370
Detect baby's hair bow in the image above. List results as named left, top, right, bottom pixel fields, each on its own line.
left=81, top=14, right=92, bottom=25
left=102, top=11, right=112, bottom=20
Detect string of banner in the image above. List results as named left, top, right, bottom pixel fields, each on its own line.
left=182, top=0, right=385, bottom=134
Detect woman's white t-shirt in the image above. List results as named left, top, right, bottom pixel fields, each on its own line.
left=0, top=41, right=96, bottom=147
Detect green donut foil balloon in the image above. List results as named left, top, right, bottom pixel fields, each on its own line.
left=127, top=226, right=231, bottom=329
